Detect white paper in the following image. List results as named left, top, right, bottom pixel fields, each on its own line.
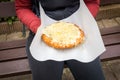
left=30, top=0, right=106, bottom=63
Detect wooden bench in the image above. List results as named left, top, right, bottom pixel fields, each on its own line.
left=0, top=26, right=120, bottom=78
left=0, top=1, right=26, bottom=36
left=0, top=0, right=120, bottom=78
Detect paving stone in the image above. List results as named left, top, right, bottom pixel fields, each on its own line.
left=102, top=61, right=118, bottom=80
left=102, top=65, right=117, bottom=80
left=0, top=34, right=7, bottom=42
left=115, top=17, right=120, bottom=25
left=6, top=31, right=29, bottom=41
left=97, top=20, right=105, bottom=29
left=62, top=68, right=74, bottom=80
left=6, top=32, right=24, bottom=41
left=0, top=74, right=32, bottom=80
left=107, top=59, right=120, bottom=80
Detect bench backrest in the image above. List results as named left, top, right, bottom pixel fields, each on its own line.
left=0, top=2, right=16, bottom=18
left=100, top=0, right=120, bottom=6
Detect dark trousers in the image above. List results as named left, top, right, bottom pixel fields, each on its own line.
left=26, top=31, right=105, bottom=80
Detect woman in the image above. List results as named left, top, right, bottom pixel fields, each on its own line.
left=15, top=0, right=105, bottom=80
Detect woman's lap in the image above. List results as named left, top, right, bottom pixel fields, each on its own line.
left=26, top=32, right=105, bottom=80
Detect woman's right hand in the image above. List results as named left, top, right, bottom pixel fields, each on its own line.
left=15, top=0, right=41, bottom=33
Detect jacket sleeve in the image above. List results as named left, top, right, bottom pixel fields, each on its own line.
left=15, top=0, right=41, bottom=33
left=84, top=0, right=100, bottom=17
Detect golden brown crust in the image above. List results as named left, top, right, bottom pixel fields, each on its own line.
left=41, top=22, right=85, bottom=49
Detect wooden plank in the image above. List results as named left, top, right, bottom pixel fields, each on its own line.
left=100, top=26, right=120, bottom=35
left=0, top=59, right=31, bottom=78
left=0, top=48, right=27, bottom=62
left=100, top=44, right=120, bottom=60
left=96, top=6, right=120, bottom=20
left=100, top=0, right=120, bottom=6
left=0, top=2, right=16, bottom=17
left=102, top=33, right=120, bottom=46
left=0, top=39, right=26, bottom=50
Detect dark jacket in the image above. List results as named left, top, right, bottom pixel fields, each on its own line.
left=32, top=0, right=80, bottom=20
left=15, top=0, right=100, bottom=33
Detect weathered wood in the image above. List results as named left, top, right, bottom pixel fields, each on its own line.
left=0, top=26, right=120, bottom=78
left=102, top=33, right=120, bottom=46
left=100, top=27, right=120, bottom=60
left=0, top=39, right=26, bottom=50
left=0, top=21, right=24, bottom=34
left=0, top=59, right=31, bottom=78
left=0, top=2, right=16, bottom=17
left=100, top=44, right=120, bottom=60
left=0, top=48, right=27, bottom=62
left=100, top=26, right=120, bottom=35
left=100, top=0, right=120, bottom=6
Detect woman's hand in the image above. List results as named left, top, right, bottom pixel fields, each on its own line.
left=15, top=0, right=41, bottom=33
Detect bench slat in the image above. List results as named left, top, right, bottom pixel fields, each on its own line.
left=0, top=59, right=30, bottom=78
left=0, top=2, right=16, bottom=17
left=0, top=39, right=26, bottom=50
left=100, top=44, right=120, bottom=60
left=102, top=33, right=120, bottom=46
left=100, top=0, right=120, bottom=6
left=0, top=48, right=27, bottom=62
left=0, top=44, right=120, bottom=78
left=100, top=26, right=120, bottom=36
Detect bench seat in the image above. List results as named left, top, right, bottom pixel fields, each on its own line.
left=0, top=26, right=120, bottom=78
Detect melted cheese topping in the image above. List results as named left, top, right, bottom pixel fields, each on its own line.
left=42, top=22, right=81, bottom=45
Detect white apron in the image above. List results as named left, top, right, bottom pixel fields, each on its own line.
left=30, top=0, right=106, bottom=63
